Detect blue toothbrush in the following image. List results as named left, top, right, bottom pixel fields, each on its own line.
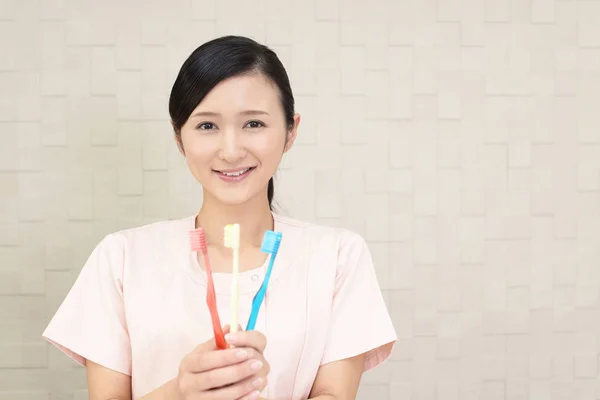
left=246, top=230, right=282, bottom=331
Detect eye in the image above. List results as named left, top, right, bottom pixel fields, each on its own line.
left=197, top=122, right=217, bottom=130
left=245, top=120, right=265, bottom=129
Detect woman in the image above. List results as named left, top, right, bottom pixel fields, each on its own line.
left=43, top=35, right=397, bottom=400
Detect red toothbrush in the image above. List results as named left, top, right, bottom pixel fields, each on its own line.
left=189, top=228, right=227, bottom=350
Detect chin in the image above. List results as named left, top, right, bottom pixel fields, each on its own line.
left=207, top=174, right=272, bottom=205
left=210, top=188, right=261, bottom=207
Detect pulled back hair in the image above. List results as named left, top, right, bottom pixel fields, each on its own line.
left=168, top=35, right=295, bottom=211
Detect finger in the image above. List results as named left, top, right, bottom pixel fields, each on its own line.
left=203, top=374, right=266, bottom=400
left=223, top=324, right=244, bottom=335
left=225, top=330, right=267, bottom=353
left=191, top=325, right=243, bottom=354
left=236, top=388, right=264, bottom=400
left=242, top=352, right=269, bottom=379
left=198, top=358, right=265, bottom=391
left=182, top=347, right=254, bottom=373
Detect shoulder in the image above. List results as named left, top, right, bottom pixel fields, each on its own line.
left=82, top=216, right=195, bottom=285
left=114, top=216, right=194, bottom=239
left=94, top=216, right=195, bottom=258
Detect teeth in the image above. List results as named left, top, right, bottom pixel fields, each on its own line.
left=222, top=168, right=250, bottom=177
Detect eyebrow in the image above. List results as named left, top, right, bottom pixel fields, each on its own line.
left=191, top=110, right=270, bottom=118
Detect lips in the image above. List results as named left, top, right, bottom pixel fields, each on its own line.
left=213, top=166, right=256, bottom=182
left=215, top=167, right=254, bottom=177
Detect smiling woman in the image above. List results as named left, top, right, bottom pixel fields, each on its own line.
left=173, top=72, right=297, bottom=208
left=42, top=35, right=396, bottom=400
left=169, top=36, right=299, bottom=212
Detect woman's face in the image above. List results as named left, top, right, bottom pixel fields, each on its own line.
left=177, top=73, right=300, bottom=207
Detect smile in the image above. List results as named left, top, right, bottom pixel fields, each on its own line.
left=213, top=167, right=256, bottom=182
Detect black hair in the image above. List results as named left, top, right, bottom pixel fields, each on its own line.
left=169, top=35, right=295, bottom=211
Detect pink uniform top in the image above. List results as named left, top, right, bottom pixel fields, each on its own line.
left=42, top=213, right=397, bottom=399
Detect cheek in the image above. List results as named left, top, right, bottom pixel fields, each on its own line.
left=181, top=135, right=214, bottom=164
left=252, top=134, right=286, bottom=162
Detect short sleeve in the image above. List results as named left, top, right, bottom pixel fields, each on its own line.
left=42, top=233, right=132, bottom=376
left=321, top=232, right=397, bottom=371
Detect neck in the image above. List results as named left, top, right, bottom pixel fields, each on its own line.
left=196, top=191, right=273, bottom=249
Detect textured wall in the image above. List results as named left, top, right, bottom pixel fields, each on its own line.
left=1, top=0, right=600, bottom=399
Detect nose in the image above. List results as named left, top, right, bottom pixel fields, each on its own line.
left=218, top=128, right=246, bottom=163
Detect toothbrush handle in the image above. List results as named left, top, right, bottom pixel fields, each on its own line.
left=230, top=248, right=240, bottom=333
left=246, top=256, right=276, bottom=331
left=246, top=288, right=266, bottom=331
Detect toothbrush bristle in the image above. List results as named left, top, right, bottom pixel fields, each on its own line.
left=189, top=228, right=207, bottom=253
left=224, top=224, right=240, bottom=248
left=261, top=231, right=282, bottom=254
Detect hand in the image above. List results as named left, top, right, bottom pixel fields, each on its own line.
left=176, top=325, right=270, bottom=400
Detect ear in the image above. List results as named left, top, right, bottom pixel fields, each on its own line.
left=171, top=120, right=185, bottom=156
left=283, top=113, right=301, bottom=153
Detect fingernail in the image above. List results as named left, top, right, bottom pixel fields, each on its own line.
left=252, top=377, right=263, bottom=388
left=250, top=360, right=263, bottom=371
left=248, top=390, right=260, bottom=400
left=225, top=333, right=237, bottom=343
left=235, top=349, right=247, bottom=359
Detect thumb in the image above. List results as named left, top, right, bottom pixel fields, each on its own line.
left=222, top=324, right=244, bottom=334
left=194, top=325, right=243, bottom=353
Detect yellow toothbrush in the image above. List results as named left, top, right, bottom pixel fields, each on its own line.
left=224, top=223, right=240, bottom=333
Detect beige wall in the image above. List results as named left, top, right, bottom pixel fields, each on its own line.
left=1, top=0, right=600, bottom=398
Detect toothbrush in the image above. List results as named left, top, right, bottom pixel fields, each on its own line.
left=246, top=231, right=282, bottom=331
left=189, top=228, right=227, bottom=350
left=224, top=223, right=240, bottom=334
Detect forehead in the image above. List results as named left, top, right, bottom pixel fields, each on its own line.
left=194, top=73, right=281, bottom=114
